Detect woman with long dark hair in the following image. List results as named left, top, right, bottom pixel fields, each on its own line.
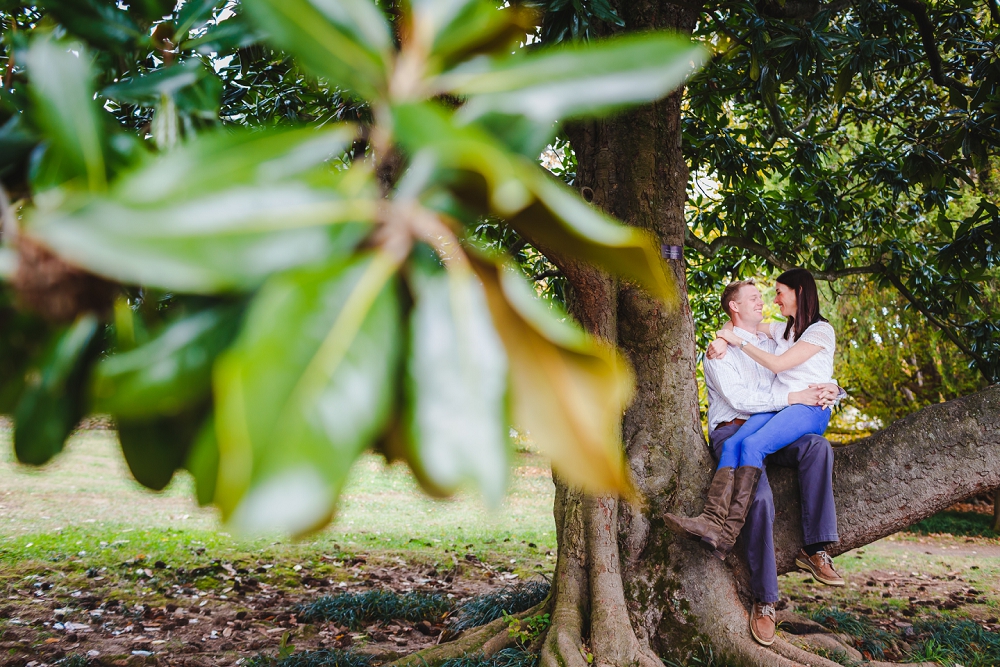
left=664, top=268, right=837, bottom=561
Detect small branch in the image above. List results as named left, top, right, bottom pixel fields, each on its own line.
left=990, top=0, right=1000, bottom=23
left=683, top=230, right=881, bottom=281
left=758, top=0, right=855, bottom=20
left=881, top=271, right=991, bottom=374
left=891, top=0, right=974, bottom=93
left=532, top=269, right=562, bottom=281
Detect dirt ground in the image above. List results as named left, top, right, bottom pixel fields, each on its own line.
left=0, top=554, right=504, bottom=667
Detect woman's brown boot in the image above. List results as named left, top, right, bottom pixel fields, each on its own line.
left=711, top=466, right=762, bottom=560
left=663, top=467, right=735, bottom=544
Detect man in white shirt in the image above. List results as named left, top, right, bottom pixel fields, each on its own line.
left=701, top=280, right=844, bottom=646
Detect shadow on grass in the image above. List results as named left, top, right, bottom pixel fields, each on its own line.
left=904, top=511, right=998, bottom=538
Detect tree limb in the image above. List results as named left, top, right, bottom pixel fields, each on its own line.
left=683, top=230, right=882, bottom=281
left=990, top=0, right=1000, bottom=24
left=768, top=384, right=1000, bottom=574
left=891, top=0, right=973, bottom=93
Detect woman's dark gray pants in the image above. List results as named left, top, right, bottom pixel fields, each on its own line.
left=709, top=422, right=840, bottom=603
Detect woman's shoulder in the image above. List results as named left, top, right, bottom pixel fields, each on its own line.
left=801, top=320, right=836, bottom=348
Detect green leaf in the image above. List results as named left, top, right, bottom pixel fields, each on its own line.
left=27, top=192, right=373, bottom=294
left=470, top=254, right=635, bottom=498
left=174, top=0, right=227, bottom=41
left=186, top=417, right=220, bottom=506
left=117, top=125, right=359, bottom=204
left=39, top=0, right=144, bottom=51
left=118, top=407, right=208, bottom=491
left=403, top=262, right=510, bottom=506
left=26, top=127, right=377, bottom=293
left=418, top=1, right=537, bottom=68
left=436, top=32, right=708, bottom=123
left=833, top=66, right=853, bottom=102
left=14, top=316, right=102, bottom=466
left=103, top=59, right=222, bottom=117
left=242, top=0, right=392, bottom=101
left=393, top=103, right=678, bottom=303
left=92, top=305, right=242, bottom=419
left=213, top=252, right=403, bottom=536
left=24, top=38, right=107, bottom=191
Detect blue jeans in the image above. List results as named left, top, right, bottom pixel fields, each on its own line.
left=709, top=424, right=839, bottom=603
left=718, top=405, right=832, bottom=469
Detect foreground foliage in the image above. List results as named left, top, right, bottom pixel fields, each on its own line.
left=0, top=0, right=705, bottom=535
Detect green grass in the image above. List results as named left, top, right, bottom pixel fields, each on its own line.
left=439, top=648, right=538, bottom=667
left=0, top=427, right=557, bottom=584
left=909, top=618, right=1000, bottom=667
left=246, top=648, right=373, bottom=667
left=810, top=607, right=896, bottom=660
left=298, top=590, right=452, bottom=628
left=451, top=581, right=551, bottom=632
left=905, top=511, right=999, bottom=538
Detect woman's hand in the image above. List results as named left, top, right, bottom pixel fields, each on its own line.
left=717, top=328, right=742, bottom=346
left=706, top=338, right=728, bottom=360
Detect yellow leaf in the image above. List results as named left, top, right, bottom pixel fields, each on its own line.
left=471, top=254, right=636, bottom=499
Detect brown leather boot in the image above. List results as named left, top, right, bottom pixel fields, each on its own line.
left=710, top=466, right=762, bottom=560
left=663, top=467, right=735, bottom=544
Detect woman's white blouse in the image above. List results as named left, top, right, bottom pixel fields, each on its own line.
left=769, top=320, right=836, bottom=394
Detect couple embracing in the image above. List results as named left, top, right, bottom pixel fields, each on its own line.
left=664, top=268, right=846, bottom=646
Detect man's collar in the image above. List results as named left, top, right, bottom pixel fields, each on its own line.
left=732, top=326, right=759, bottom=342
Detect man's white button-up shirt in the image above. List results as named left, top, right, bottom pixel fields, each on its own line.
left=703, top=327, right=789, bottom=433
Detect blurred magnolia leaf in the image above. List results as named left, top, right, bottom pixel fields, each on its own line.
left=394, top=103, right=677, bottom=303
left=213, top=252, right=402, bottom=536
left=470, top=255, right=636, bottom=498
left=104, top=59, right=222, bottom=119
left=92, top=304, right=242, bottom=418
left=185, top=417, right=221, bottom=506
left=241, top=0, right=393, bottom=101
left=24, top=38, right=108, bottom=191
left=14, top=316, right=102, bottom=466
left=174, top=0, right=228, bottom=41
left=416, top=1, right=537, bottom=69
left=402, top=259, right=510, bottom=506
left=25, top=126, right=376, bottom=293
left=439, top=33, right=708, bottom=123
left=39, top=0, right=145, bottom=51
left=118, top=407, right=208, bottom=491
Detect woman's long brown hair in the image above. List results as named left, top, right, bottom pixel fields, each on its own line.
left=777, top=268, right=827, bottom=341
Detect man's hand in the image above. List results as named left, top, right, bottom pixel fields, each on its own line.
left=706, top=338, right=728, bottom=360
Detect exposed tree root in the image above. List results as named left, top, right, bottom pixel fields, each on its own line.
left=541, top=483, right=589, bottom=667
left=388, top=600, right=549, bottom=667
left=585, top=495, right=661, bottom=667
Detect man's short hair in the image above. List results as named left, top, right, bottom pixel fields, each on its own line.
left=721, top=279, right=756, bottom=317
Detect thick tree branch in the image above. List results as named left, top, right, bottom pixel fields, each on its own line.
left=768, top=385, right=1000, bottom=574
left=683, top=230, right=882, bottom=281
left=891, top=0, right=973, bottom=93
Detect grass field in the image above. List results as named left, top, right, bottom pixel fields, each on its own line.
left=0, top=427, right=558, bottom=575
left=1, top=427, right=999, bottom=667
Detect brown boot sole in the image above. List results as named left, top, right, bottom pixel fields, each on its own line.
left=795, top=556, right=846, bottom=587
